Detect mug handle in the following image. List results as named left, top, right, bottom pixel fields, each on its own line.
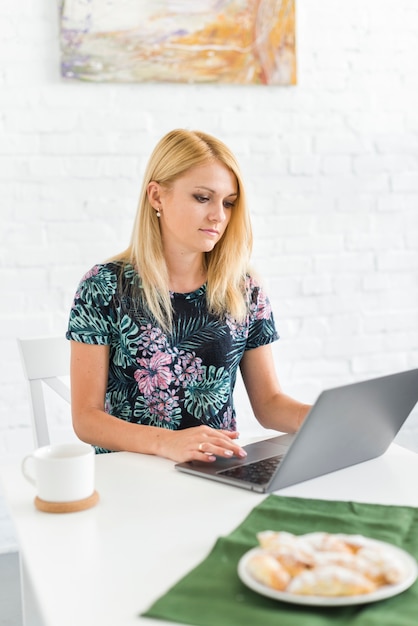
left=21, top=455, right=37, bottom=487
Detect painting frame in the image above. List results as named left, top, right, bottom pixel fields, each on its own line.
left=60, top=0, right=297, bottom=86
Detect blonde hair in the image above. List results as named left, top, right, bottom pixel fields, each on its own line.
left=112, top=129, right=253, bottom=331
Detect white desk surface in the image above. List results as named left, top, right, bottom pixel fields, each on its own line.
left=1, top=442, right=418, bottom=626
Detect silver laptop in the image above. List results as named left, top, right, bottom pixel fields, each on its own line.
left=175, top=369, right=418, bottom=493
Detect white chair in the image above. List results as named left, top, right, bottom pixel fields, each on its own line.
left=17, top=336, right=72, bottom=448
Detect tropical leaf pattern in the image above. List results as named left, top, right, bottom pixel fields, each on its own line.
left=184, top=365, right=230, bottom=424
left=66, top=262, right=279, bottom=452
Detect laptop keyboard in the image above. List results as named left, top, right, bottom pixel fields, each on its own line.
left=217, top=454, right=283, bottom=485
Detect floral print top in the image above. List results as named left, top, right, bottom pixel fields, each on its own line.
left=66, top=262, right=279, bottom=452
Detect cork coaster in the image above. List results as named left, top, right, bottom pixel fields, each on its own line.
left=34, top=490, right=99, bottom=514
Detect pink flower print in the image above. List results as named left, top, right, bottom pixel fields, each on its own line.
left=147, top=393, right=168, bottom=421
left=134, top=351, right=173, bottom=397
left=225, top=314, right=246, bottom=339
left=222, top=407, right=236, bottom=431
left=156, top=388, right=179, bottom=409
left=138, top=324, right=166, bottom=355
left=81, top=265, right=100, bottom=282
left=148, top=389, right=180, bottom=424
left=173, top=351, right=203, bottom=388
left=244, top=276, right=272, bottom=320
left=255, top=291, right=272, bottom=320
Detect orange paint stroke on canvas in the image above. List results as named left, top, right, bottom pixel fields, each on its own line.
left=60, top=0, right=297, bottom=85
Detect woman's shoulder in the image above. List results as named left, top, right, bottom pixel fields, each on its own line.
left=243, top=271, right=264, bottom=295
left=79, top=261, right=138, bottom=284
left=243, top=272, right=274, bottom=315
left=75, top=261, right=141, bottom=302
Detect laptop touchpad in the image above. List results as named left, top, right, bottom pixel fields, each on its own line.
left=244, top=435, right=294, bottom=461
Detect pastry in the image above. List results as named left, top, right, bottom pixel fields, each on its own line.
left=302, top=531, right=353, bottom=554
left=356, top=546, right=407, bottom=584
left=248, top=530, right=408, bottom=597
left=246, top=551, right=291, bottom=591
left=287, top=564, right=377, bottom=596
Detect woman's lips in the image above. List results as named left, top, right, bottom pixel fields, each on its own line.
left=200, top=229, right=219, bottom=236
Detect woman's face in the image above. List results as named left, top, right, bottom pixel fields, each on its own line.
left=148, top=160, right=238, bottom=256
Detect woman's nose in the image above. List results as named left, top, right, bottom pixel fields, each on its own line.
left=209, top=201, right=227, bottom=223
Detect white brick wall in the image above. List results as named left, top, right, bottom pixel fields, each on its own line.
left=1, top=0, right=418, bottom=462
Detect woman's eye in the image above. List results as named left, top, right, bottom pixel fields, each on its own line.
left=224, top=200, right=235, bottom=209
left=194, top=195, right=209, bottom=203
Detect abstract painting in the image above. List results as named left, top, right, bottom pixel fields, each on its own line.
left=60, top=0, right=296, bottom=85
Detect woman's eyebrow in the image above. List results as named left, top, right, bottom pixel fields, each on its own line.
left=193, top=185, right=215, bottom=193
left=194, top=186, right=238, bottom=197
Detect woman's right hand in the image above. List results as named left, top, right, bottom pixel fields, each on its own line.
left=154, top=425, right=248, bottom=464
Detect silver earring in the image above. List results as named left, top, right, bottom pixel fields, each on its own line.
left=155, top=208, right=161, bottom=218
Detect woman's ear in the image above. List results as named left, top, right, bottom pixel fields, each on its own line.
left=146, top=181, right=161, bottom=205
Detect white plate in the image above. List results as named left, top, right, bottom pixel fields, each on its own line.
left=238, top=538, right=418, bottom=607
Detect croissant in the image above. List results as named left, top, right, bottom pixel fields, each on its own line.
left=302, top=532, right=353, bottom=554
left=246, top=551, right=291, bottom=591
left=249, top=530, right=408, bottom=597
left=287, top=565, right=377, bottom=596
left=357, top=546, right=406, bottom=585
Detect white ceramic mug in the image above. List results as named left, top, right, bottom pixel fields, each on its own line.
left=21, top=443, right=95, bottom=503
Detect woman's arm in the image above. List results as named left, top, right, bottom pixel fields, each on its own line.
left=239, top=344, right=311, bottom=433
left=70, top=341, right=246, bottom=463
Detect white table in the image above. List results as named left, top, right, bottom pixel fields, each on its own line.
left=1, top=442, right=418, bottom=626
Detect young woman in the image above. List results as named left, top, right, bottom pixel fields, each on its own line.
left=67, top=129, right=310, bottom=463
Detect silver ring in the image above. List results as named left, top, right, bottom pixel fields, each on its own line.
left=198, top=442, right=204, bottom=452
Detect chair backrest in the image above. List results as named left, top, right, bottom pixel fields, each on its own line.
left=17, top=336, right=72, bottom=448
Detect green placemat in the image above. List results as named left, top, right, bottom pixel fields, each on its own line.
left=142, top=495, right=418, bottom=626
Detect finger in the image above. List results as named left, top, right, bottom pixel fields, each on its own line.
left=193, top=442, right=216, bottom=462
left=197, top=454, right=217, bottom=463
left=197, top=442, right=212, bottom=454
left=223, top=430, right=240, bottom=440
left=198, top=426, right=239, bottom=440
left=200, top=439, right=247, bottom=459
left=194, top=428, right=245, bottom=458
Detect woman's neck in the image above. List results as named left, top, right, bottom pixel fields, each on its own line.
left=165, top=253, right=207, bottom=294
